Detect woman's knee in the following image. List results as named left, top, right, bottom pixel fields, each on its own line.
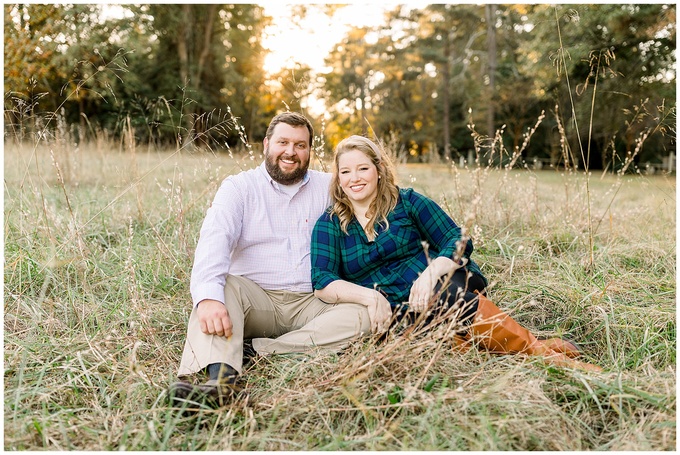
left=436, top=289, right=479, bottom=325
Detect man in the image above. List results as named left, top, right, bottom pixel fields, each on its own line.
left=170, top=112, right=371, bottom=407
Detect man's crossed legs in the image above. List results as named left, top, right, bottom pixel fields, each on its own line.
left=170, top=275, right=371, bottom=408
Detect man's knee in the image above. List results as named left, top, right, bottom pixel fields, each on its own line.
left=339, top=303, right=372, bottom=336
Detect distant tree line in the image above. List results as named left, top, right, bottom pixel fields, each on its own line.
left=4, top=4, right=676, bottom=170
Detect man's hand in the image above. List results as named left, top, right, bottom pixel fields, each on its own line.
left=196, top=299, right=233, bottom=338
left=367, top=292, right=393, bottom=334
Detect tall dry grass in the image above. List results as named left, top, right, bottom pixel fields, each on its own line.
left=4, top=133, right=675, bottom=450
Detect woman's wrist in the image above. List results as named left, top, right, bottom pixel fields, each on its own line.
left=429, top=256, right=456, bottom=277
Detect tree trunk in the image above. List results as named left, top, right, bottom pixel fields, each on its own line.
left=79, top=96, right=86, bottom=136
left=193, top=4, right=217, bottom=137
left=175, top=4, right=217, bottom=141
left=485, top=4, right=497, bottom=138
left=442, top=29, right=452, bottom=159
left=196, top=4, right=217, bottom=84
left=176, top=5, right=192, bottom=142
left=177, top=5, right=191, bottom=85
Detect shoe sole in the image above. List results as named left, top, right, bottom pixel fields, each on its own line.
left=169, top=381, right=244, bottom=409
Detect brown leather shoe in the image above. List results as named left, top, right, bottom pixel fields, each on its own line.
left=169, top=379, right=244, bottom=409
left=537, top=337, right=582, bottom=358
left=470, top=293, right=603, bottom=372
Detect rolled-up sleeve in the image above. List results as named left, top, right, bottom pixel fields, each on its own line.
left=311, top=212, right=343, bottom=290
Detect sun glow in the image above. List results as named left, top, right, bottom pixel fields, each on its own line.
left=261, top=3, right=396, bottom=116
left=262, top=4, right=392, bottom=76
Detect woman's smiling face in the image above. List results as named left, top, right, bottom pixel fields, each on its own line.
left=337, top=149, right=379, bottom=206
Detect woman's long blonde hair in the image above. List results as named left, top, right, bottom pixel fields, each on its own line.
left=330, top=135, right=399, bottom=239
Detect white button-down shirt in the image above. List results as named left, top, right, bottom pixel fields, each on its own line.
left=190, top=162, right=332, bottom=306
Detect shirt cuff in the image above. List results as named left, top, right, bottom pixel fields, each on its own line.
left=191, top=284, right=226, bottom=308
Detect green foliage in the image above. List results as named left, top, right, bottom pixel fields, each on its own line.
left=517, top=4, right=676, bottom=169
left=4, top=4, right=675, bottom=167
left=318, top=4, right=675, bottom=167
left=4, top=4, right=272, bottom=148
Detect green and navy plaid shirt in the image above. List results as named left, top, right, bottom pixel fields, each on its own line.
left=311, top=188, right=486, bottom=308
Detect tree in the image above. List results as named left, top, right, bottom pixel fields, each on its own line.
left=4, top=4, right=130, bottom=140
left=404, top=5, right=487, bottom=160
left=263, top=63, right=315, bottom=115
left=519, top=4, right=676, bottom=169
left=220, top=4, right=270, bottom=143
left=120, top=4, right=269, bottom=147
left=4, top=3, right=674, bottom=166
left=485, top=4, right=498, bottom=138
left=482, top=5, right=546, bottom=164
left=144, top=5, right=226, bottom=145
left=368, top=13, right=440, bottom=159
left=322, top=27, right=379, bottom=137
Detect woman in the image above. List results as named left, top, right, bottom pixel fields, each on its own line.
left=311, top=135, right=601, bottom=372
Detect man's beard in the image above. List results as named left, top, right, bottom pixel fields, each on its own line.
left=264, top=148, right=309, bottom=185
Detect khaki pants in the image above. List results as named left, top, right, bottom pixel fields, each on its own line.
left=178, top=275, right=371, bottom=376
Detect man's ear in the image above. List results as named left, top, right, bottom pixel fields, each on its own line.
left=263, top=137, right=269, bottom=154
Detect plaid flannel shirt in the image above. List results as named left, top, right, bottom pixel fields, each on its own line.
left=311, top=188, right=486, bottom=307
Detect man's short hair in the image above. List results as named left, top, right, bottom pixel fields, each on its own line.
left=265, top=112, right=314, bottom=146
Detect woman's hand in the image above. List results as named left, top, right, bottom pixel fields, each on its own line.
left=409, top=257, right=460, bottom=312
left=367, top=291, right=393, bottom=333
left=409, top=270, right=436, bottom=312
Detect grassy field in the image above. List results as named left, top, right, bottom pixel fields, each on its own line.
left=4, top=141, right=676, bottom=450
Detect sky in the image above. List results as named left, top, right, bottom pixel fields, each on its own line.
left=261, top=3, right=397, bottom=75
